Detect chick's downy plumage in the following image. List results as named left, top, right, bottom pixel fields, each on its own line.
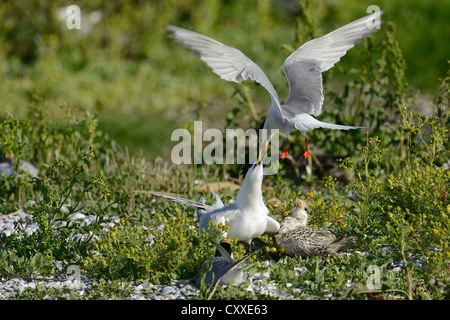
left=276, top=200, right=355, bottom=257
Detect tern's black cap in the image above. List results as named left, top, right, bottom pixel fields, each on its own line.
left=240, top=160, right=262, bottom=179
left=214, top=242, right=232, bottom=257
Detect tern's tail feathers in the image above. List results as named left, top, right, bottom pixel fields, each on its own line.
left=311, top=120, right=365, bottom=131
left=209, top=239, right=234, bottom=263
left=153, top=194, right=212, bottom=212
left=328, top=236, right=356, bottom=253
left=294, top=117, right=365, bottom=132
left=320, top=123, right=364, bottom=130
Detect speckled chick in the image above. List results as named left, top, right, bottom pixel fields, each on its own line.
left=275, top=200, right=355, bottom=257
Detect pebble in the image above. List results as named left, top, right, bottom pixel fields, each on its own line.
left=69, top=212, right=86, bottom=221
left=294, top=266, right=308, bottom=275
left=25, top=222, right=38, bottom=236
left=160, top=286, right=176, bottom=296
left=0, top=160, right=39, bottom=177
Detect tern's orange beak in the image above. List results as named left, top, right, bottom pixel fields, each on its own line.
left=257, top=147, right=262, bottom=164
left=257, top=142, right=267, bottom=165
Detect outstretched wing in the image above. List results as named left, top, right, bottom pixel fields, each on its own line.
left=282, top=10, right=385, bottom=118
left=165, top=25, right=282, bottom=113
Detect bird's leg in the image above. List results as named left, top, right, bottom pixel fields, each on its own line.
left=280, top=138, right=289, bottom=160
left=247, top=241, right=252, bottom=254
left=303, top=136, right=311, bottom=158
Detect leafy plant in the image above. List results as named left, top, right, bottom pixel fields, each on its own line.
left=80, top=207, right=227, bottom=284
left=1, top=145, right=127, bottom=268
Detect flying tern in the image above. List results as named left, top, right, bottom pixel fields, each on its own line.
left=166, top=10, right=384, bottom=159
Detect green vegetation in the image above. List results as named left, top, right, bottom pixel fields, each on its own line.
left=0, top=1, right=449, bottom=300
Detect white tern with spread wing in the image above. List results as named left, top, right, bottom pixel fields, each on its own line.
left=166, top=10, right=385, bottom=159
